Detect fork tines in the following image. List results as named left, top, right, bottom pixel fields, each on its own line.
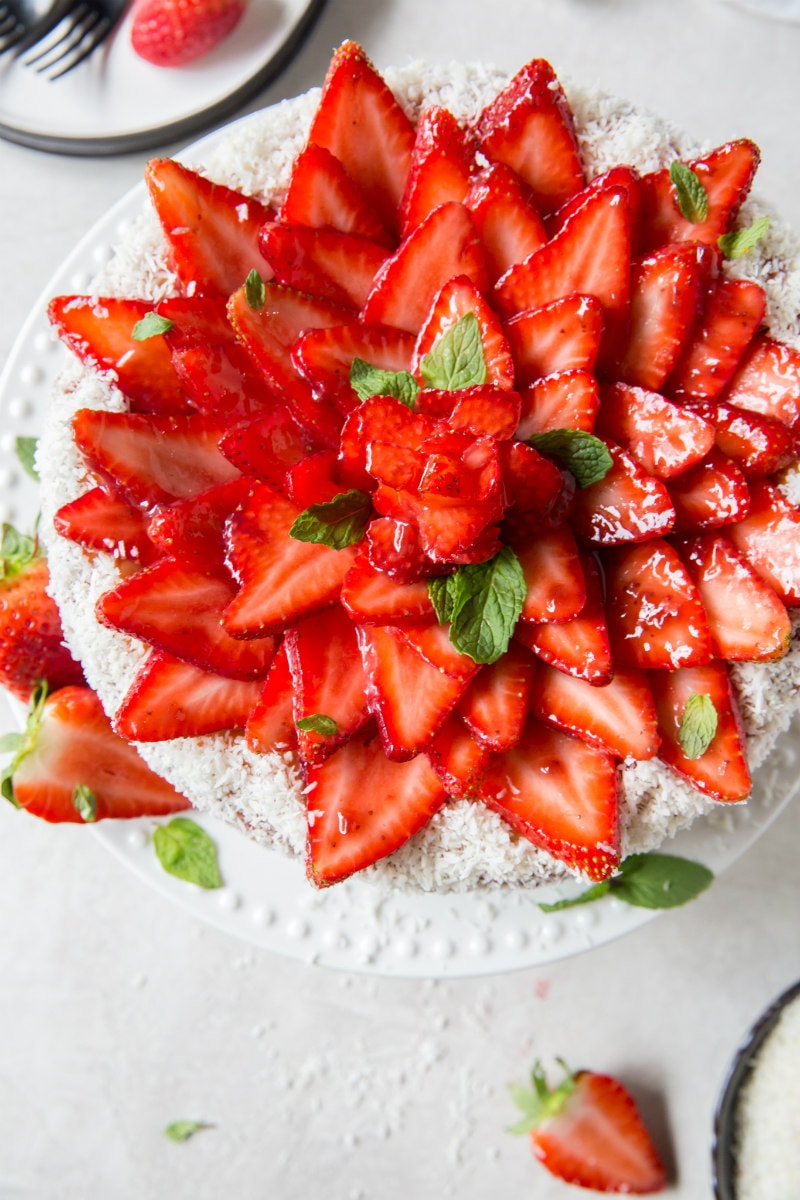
left=22, top=1, right=111, bottom=79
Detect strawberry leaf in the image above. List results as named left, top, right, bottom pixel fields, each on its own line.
left=678, top=692, right=718, bottom=759
left=350, top=358, right=420, bottom=408
left=539, top=852, right=714, bottom=911
left=718, top=216, right=770, bottom=259
left=131, top=312, right=175, bottom=341
left=72, top=784, right=97, bottom=823
left=0, top=522, right=39, bottom=580
left=419, top=312, right=486, bottom=390
left=2, top=680, right=48, bottom=805
left=290, top=490, right=372, bottom=550
left=15, top=436, right=39, bottom=482
left=244, top=268, right=266, bottom=310
left=164, top=1120, right=211, bottom=1142
left=153, top=817, right=223, bottom=889
left=296, top=713, right=340, bottom=736
left=445, top=546, right=526, bottom=664
left=528, top=429, right=612, bottom=487
left=669, top=161, right=709, bottom=224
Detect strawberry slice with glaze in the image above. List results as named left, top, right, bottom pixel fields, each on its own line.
left=340, top=554, right=435, bottom=625
left=727, top=479, right=800, bottom=604
left=722, top=334, right=800, bottom=428
left=245, top=643, right=296, bottom=755
left=145, top=157, right=274, bottom=296
left=258, top=223, right=389, bottom=309
left=306, top=40, right=415, bottom=236
left=305, top=725, right=448, bottom=886
left=503, top=294, right=604, bottom=385
left=516, top=369, right=600, bottom=438
left=597, top=383, right=715, bottom=479
left=651, top=661, right=751, bottom=801
left=668, top=447, right=751, bottom=532
left=457, top=642, right=534, bottom=752
left=667, top=277, right=767, bottom=402
left=531, top=662, right=660, bottom=761
left=465, top=161, right=548, bottom=284
left=364, top=517, right=429, bottom=582
left=400, top=105, right=475, bottom=235
left=53, top=486, right=158, bottom=565
left=172, top=341, right=282, bottom=419
left=548, top=164, right=644, bottom=247
left=515, top=526, right=587, bottom=624
left=218, top=407, right=315, bottom=489
left=477, top=714, right=619, bottom=881
left=570, top=443, right=676, bottom=545
left=412, top=275, right=515, bottom=389
left=292, top=323, right=416, bottom=414
left=515, top=552, right=612, bottom=684
left=425, top=715, right=491, bottom=798
left=476, top=58, right=585, bottom=216
left=146, top=476, right=253, bottom=567
left=694, top=400, right=793, bottom=479
left=279, top=142, right=393, bottom=245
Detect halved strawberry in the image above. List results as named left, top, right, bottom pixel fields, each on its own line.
left=465, top=161, right=548, bottom=284
left=292, top=322, right=416, bottom=413
left=98, top=557, right=275, bottom=679
left=146, top=476, right=253, bottom=568
left=72, top=409, right=240, bottom=509
left=515, top=526, right=587, bottom=624
left=476, top=57, right=584, bottom=216
left=223, top=483, right=356, bottom=636
left=357, top=623, right=470, bottom=759
left=245, top=642, right=296, bottom=754
left=7, top=685, right=190, bottom=823
left=503, top=294, right=604, bottom=385
left=514, top=552, right=612, bottom=684
left=639, top=139, right=760, bottom=250
left=604, top=539, right=712, bottom=669
left=516, top=369, right=600, bottom=438
left=722, top=334, right=800, bottom=428
left=279, top=142, right=393, bottom=245
left=145, top=157, right=274, bottom=296
left=727, top=479, right=800, bottom=604
left=400, top=105, right=475, bottom=236
left=113, top=650, right=263, bottom=741
left=53, top=486, right=157, bottom=566
left=477, top=714, right=619, bottom=880
left=668, top=448, right=751, bottom=532
left=340, top=554, right=435, bottom=624
left=172, top=341, right=282, bottom=419
left=667, top=277, right=766, bottom=402
left=531, top=662, right=660, bottom=761
left=678, top=532, right=791, bottom=662
left=361, top=202, right=488, bottom=334
left=412, top=275, right=515, bottom=389
left=596, top=383, right=715, bottom=479
left=570, top=443, right=676, bottom=545
left=306, top=40, right=415, bottom=236
left=218, top=407, right=315, bottom=489
left=425, top=715, right=491, bottom=798
left=258, top=223, right=389, bottom=309
left=48, top=295, right=189, bottom=416
left=651, top=661, right=751, bottom=801
left=305, top=725, right=447, bottom=886
left=457, top=643, right=534, bottom=752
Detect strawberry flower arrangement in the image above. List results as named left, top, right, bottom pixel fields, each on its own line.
left=41, top=42, right=800, bottom=890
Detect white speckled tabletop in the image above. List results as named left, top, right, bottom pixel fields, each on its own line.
left=1, top=1, right=799, bottom=1196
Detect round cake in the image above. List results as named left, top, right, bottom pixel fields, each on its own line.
left=37, top=42, right=800, bottom=892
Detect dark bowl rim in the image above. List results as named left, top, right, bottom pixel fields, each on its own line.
left=711, top=977, right=800, bottom=1198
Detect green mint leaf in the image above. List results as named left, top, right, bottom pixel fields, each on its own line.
left=164, top=1120, right=211, bottom=1143
left=244, top=268, right=266, bottom=310
left=350, top=358, right=420, bottom=408
left=528, top=429, right=613, bottom=488
left=539, top=853, right=714, bottom=912
left=538, top=881, right=612, bottom=912
left=679, top=692, right=718, bottom=759
left=446, top=546, right=526, bottom=665
left=15, top=437, right=39, bottom=482
left=419, top=313, right=486, bottom=391
left=296, top=713, right=339, bottom=736
left=427, top=574, right=458, bottom=625
left=72, top=784, right=97, bottom=823
left=718, top=216, right=771, bottom=259
left=669, top=161, right=709, bottom=224
left=153, top=818, right=223, bottom=890
left=131, top=312, right=174, bottom=341
left=289, top=490, right=371, bottom=550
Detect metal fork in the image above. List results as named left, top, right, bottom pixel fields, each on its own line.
left=0, top=0, right=47, bottom=53
left=14, top=0, right=128, bottom=79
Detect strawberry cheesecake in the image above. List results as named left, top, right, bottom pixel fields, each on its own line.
left=36, top=42, right=800, bottom=892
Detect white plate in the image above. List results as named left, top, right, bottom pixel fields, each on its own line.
left=0, top=0, right=324, bottom=154
left=1, top=124, right=799, bottom=977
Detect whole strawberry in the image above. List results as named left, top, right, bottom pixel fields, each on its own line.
left=0, top=524, right=84, bottom=702
left=510, top=1059, right=666, bottom=1193
left=130, top=0, right=246, bottom=68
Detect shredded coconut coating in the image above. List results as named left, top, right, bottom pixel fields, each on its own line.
left=37, top=62, right=800, bottom=893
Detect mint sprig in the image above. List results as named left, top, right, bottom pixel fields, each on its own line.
left=419, top=313, right=486, bottom=390
left=528, top=429, right=613, bottom=488
left=539, top=853, right=714, bottom=912
left=678, top=692, right=718, bottom=759
left=289, top=490, right=372, bottom=550
left=350, top=359, right=420, bottom=408
left=429, top=547, right=526, bottom=664
left=296, top=713, right=339, bottom=737
left=669, top=161, right=709, bottom=224
left=153, top=818, right=223, bottom=890
left=718, top=216, right=770, bottom=259
left=131, top=312, right=174, bottom=341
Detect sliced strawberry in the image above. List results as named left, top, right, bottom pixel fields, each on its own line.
left=48, top=295, right=189, bottom=416
left=357, top=623, right=470, bottom=758
left=596, top=383, right=715, bottom=479
left=245, top=642, right=297, bottom=754
left=223, top=483, right=356, bottom=636
left=412, top=275, right=515, bottom=389
left=570, top=443, right=676, bottom=545
left=258, top=223, right=389, bottom=309
left=146, top=476, right=253, bottom=567
left=604, top=539, right=712, bottom=669
left=531, top=663, right=660, bottom=761
left=694, top=400, right=793, bottom=479
left=219, top=407, right=315, bottom=489
left=400, top=105, right=475, bottom=235
left=612, top=243, right=707, bottom=390
left=678, top=532, right=791, bottom=662
left=397, top=620, right=481, bottom=681
left=500, top=441, right=564, bottom=528
left=549, top=164, right=644, bottom=248
left=457, top=643, right=534, bottom=752
left=515, top=526, right=587, bottom=624
left=305, top=725, right=447, bottom=886
left=727, top=479, right=800, bottom=604
left=364, top=517, right=428, bottom=582
left=477, top=714, right=619, bottom=880
left=279, top=142, right=393, bottom=245
left=465, top=161, right=548, bottom=284
left=286, top=450, right=342, bottom=508
left=145, top=157, right=273, bottom=296
left=668, top=447, right=751, bottom=532
left=494, top=186, right=631, bottom=364
left=361, top=202, right=488, bottom=335
left=514, top=552, right=612, bottom=684
left=172, top=341, right=284, bottom=420
left=516, top=369, right=600, bottom=439
left=113, top=650, right=263, bottom=741
left=425, top=715, right=491, bottom=798
left=157, top=295, right=236, bottom=348
left=306, top=40, right=415, bottom=236
left=8, top=685, right=190, bottom=823
left=416, top=386, right=521, bottom=442
left=667, top=277, right=767, bottom=402
left=292, top=322, right=416, bottom=413
left=72, top=409, right=240, bottom=510
left=651, top=661, right=751, bottom=801
left=503, top=294, right=604, bottom=385
left=374, top=484, right=502, bottom=564
left=98, top=557, right=275, bottom=679
left=53, top=486, right=158, bottom=566
left=722, top=334, right=800, bottom=428
left=340, top=554, right=435, bottom=624
left=476, top=57, right=584, bottom=216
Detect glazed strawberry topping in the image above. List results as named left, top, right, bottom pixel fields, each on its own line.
left=50, top=41, right=800, bottom=887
